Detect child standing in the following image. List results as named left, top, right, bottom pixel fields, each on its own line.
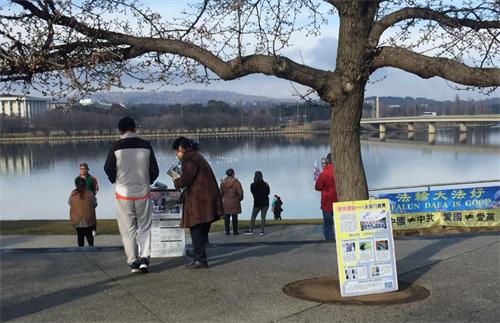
left=69, top=178, right=97, bottom=247
left=272, top=195, right=283, bottom=220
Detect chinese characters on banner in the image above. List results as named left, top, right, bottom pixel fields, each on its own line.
left=378, top=186, right=500, bottom=230
left=333, top=199, right=398, bottom=297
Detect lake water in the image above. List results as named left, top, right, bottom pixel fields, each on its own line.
left=1, top=127, right=499, bottom=220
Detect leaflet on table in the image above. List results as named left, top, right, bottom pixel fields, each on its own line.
left=334, top=199, right=398, bottom=297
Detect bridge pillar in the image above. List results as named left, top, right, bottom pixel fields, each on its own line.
left=408, top=123, right=415, bottom=132
left=379, top=124, right=386, bottom=141
left=459, top=132, right=467, bottom=144
left=459, top=122, right=467, bottom=132
left=428, top=122, right=436, bottom=134
left=428, top=133, right=435, bottom=145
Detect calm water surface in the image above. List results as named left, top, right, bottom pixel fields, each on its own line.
left=1, top=127, right=499, bottom=220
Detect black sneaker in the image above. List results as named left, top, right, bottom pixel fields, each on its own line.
left=130, top=261, right=140, bottom=273
left=139, top=257, right=149, bottom=273
left=245, top=229, right=255, bottom=235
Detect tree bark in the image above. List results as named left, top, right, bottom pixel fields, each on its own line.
left=329, top=86, right=368, bottom=201
left=323, top=2, right=378, bottom=202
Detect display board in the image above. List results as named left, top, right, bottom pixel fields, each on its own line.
left=333, top=199, right=398, bottom=297
left=150, top=188, right=185, bottom=257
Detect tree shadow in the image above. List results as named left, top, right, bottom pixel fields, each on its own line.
left=395, top=232, right=499, bottom=283
left=0, top=274, right=130, bottom=322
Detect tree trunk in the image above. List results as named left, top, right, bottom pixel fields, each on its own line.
left=329, top=86, right=368, bottom=201
left=323, top=2, right=378, bottom=202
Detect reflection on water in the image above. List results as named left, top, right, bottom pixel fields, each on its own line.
left=0, top=127, right=498, bottom=220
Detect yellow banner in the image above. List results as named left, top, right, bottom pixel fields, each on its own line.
left=391, top=209, right=500, bottom=230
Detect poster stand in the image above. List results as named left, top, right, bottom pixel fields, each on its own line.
left=150, top=187, right=185, bottom=257
left=333, top=199, right=398, bottom=297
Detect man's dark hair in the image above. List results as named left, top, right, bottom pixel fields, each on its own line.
left=118, top=117, right=136, bottom=132
left=326, top=153, right=332, bottom=164
left=172, top=136, right=199, bottom=151
left=226, top=168, right=235, bottom=177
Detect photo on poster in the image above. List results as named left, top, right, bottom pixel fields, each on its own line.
left=370, top=263, right=393, bottom=277
left=358, top=240, right=374, bottom=262
left=343, top=241, right=356, bottom=252
left=151, top=192, right=167, bottom=214
left=342, top=241, right=357, bottom=262
left=360, top=209, right=388, bottom=231
left=345, top=267, right=358, bottom=280
left=345, top=266, right=368, bottom=280
left=375, top=239, right=390, bottom=261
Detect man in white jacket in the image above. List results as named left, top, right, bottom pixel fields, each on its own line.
left=104, top=117, right=159, bottom=273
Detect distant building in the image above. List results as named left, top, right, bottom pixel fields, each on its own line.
left=79, top=98, right=113, bottom=109
left=0, top=95, right=50, bottom=120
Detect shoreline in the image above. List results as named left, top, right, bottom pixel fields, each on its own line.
left=1, top=219, right=498, bottom=236
left=0, top=126, right=331, bottom=144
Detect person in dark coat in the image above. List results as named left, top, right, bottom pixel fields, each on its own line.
left=220, top=168, right=244, bottom=235
left=246, top=171, right=270, bottom=235
left=172, top=137, right=223, bottom=269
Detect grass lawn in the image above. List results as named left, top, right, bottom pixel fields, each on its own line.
left=1, top=219, right=497, bottom=236
left=0, top=219, right=323, bottom=235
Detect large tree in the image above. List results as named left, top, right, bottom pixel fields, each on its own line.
left=1, top=0, right=499, bottom=200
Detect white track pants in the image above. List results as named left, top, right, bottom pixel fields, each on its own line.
left=115, top=198, right=152, bottom=264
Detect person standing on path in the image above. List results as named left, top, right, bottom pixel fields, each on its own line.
left=75, top=162, right=99, bottom=195
left=172, top=137, right=223, bottom=269
left=69, top=177, right=97, bottom=247
left=75, top=162, right=99, bottom=236
left=246, top=171, right=270, bottom=235
left=104, top=117, right=159, bottom=273
left=315, top=153, right=338, bottom=241
left=220, top=168, right=244, bottom=235
left=272, top=195, right=283, bottom=220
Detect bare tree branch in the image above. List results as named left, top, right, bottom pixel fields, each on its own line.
left=5, top=0, right=334, bottom=90
left=371, top=46, right=500, bottom=87
left=369, top=6, right=500, bottom=46
left=180, top=0, right=208, bottom=40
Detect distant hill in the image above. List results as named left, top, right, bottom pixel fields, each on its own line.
left=91, top=89, right=295, bottom=108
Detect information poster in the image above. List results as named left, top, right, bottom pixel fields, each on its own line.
left=333, top=199, right=398, bottom=297
left=150, top=189, right=185, bottom=257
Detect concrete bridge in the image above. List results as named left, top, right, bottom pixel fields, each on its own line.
left=360, top=114, right=500, bottom=143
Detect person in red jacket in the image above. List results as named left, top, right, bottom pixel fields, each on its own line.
left=315, top=153, right=338, bottom=240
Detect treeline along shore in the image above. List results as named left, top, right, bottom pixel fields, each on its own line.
left=0, top=125, right=330, bottom=143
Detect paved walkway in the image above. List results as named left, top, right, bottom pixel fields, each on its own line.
left=1, top=225, right=499, bottom=322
